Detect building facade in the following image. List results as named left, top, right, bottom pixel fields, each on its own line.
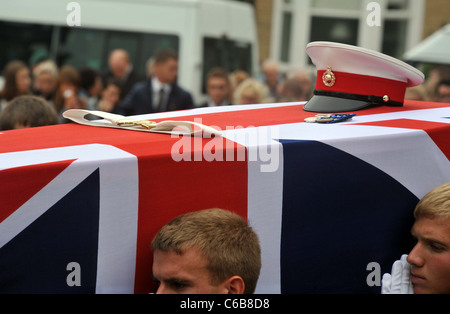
left=248, top=0, right=449, bottom=73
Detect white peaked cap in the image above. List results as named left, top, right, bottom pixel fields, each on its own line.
left=303, top=41, right=425, bottom=113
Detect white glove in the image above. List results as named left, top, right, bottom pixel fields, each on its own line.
left=381, top=254, right=413, bottom=294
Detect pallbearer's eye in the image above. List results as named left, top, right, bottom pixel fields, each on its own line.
left=429, top=242, right=445, bottom=253
left=168, top=279, right=189, bottom=291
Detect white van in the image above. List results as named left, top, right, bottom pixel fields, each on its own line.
left=0, top=0, right=259, bottom=105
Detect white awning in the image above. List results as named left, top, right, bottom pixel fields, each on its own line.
left=404, top=24, right=450, bottom=64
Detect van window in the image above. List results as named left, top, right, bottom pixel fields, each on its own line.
left=202, top=36, right=252, bottom=93
left=0, top=21, right=179, bottom=79
left=0, top=21, right=53, bottom=71
left=58, top=27, right=179, bottom=78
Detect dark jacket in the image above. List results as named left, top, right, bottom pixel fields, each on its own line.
left=103, top=68, right=142, bottom=101
left=116, top=78, right=194, bottom=116
left=198, top=100, right=233, bottom=108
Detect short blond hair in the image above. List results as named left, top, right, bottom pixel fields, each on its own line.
left=233, top=78, right=269, bottom=105
left=151, top=208, right=261, bottom=294
left=414, top=183, right=450, bottom=220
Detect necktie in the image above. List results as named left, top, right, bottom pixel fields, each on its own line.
left=157, top=87, right=166, bottom=112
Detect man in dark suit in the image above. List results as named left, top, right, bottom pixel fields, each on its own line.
left=199, top=67, right=233, bottom=107
left=104, top=49, right=141, bottom=102
left=116, top=49, right=194, bottom=116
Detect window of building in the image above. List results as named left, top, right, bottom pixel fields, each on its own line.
left=310, top=17, right=359, bottom=46
left=271, top=0, right=424, bottom=68
left=311, top=0, right=361, bottom=11
left=382, top=19, right=408, bottom=58
left=280, top=12, right=293, bottom=62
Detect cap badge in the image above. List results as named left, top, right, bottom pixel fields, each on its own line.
left=322, top=66, right=336, bottom=87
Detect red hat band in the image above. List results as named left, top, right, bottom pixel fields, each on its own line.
left=315, top=67, right=408, bottom=106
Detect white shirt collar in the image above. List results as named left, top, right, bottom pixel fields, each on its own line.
left=152, top=76, right=171, bottom=93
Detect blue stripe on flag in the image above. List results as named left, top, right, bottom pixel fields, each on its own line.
left=279, top=140, right=417, bottom=293
left=0, top=169, right=100, bottom=293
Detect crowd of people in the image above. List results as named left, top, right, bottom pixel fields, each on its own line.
left=0, top=47, right=450, bottom=131
left=0, top=48, right=449, bottom=295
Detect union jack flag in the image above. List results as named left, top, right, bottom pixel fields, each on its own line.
left=1, top=101, right=450, bottom=293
